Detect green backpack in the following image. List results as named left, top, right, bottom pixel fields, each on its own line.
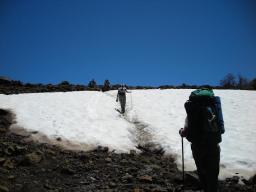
left=190, top=88, right=214, bottom=97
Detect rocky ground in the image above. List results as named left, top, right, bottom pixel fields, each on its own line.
left=0, top=109, right=255, bottom=192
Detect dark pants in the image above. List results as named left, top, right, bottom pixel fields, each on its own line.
left=119, top=95, right=126, bottom=113
left=191, top=143, right=220, bottom=192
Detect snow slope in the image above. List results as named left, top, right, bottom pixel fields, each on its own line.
left=0, top=89, right=255, bottom=179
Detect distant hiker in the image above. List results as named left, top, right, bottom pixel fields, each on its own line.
left=116, top=84, right=131, bottom=114
left=179, top=88, right=225, bottom=192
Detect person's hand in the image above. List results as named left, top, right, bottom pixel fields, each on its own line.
left=179, top=128, right=186, bottom=137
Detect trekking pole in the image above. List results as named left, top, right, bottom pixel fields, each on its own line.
left=182, top=136, right=185, bottom=189
left=130, top=91, right=133, bottom=110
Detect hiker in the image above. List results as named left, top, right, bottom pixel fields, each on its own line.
left=116, top=84, right=131, bottom=114
left=179, top=88, right=225, bottom=192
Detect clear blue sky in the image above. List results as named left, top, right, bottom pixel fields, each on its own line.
left=0, top=0, right=255, bottom=86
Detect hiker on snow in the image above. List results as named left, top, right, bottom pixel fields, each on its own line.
left=116, top=84, right=131, bottom=114
left=179, top=88, right=225, bottom=192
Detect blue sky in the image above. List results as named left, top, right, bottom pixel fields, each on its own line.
left=0, top=0, right=255, bottom=86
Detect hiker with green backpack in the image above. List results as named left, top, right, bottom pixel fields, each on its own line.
left=179, top=88, right=225, bottom=192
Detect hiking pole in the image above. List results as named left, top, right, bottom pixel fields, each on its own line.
left=182, top=136, right=185, bottom=189
left=130, top=91, right=133, bottom=110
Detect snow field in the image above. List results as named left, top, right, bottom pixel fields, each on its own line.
left=0, top=89, right=255, bottom=179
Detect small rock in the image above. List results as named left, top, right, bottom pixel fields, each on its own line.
left=78, top=153, right=87, bottom=160
left=3, top=159, right=15, bottom=169
left=4, top=146, right=15, bottom=155
left=109, top=182, right=116, bottom=187
left=79, top=181, right=89, bottom=185
left=14, top=184, right=22, bottom=189
left=0, top=158, right=6, bottom=164
left=56, top=137, right=62, bottom=141
left=24, top=152, right=42, bottom=164
left=149, top=164, right=161, bottom=170
left=90, top=176, right=97, bottom=181
left=36, top=150, right=43, bottom=155
left=122, top=173, right=133, bottom=181
left=31, top=131, right=38, bottom=134
left=15, top=146, right=27, bottom=153
left=137, top=143, right=165, bottom=155
left=151, top=186, right=168, bottom=192
left=2, top=142, right=9, bottom=146
left=8, top=175, right=15, bottom=180
left=0, top=185, right=9, bottom=192
left=130, top=150, right=136, bottom=156
left=0, top=127, right=7, bottom=132
left=120, top=159, right=129, bottom=164
left=61, top=167, right=75, bottom=175
left=46, top=149, right=56, bottom=155
left=226, top=176, right=240, bottom=184
left=126, top=167, right=138, bottom=173
left=138, top=175, right=152, bottom=182
left=231, top=176, right=240, bottom=184
left=139, top=165, right=153, bottom=175
left=105, top=157, right=112, bottom=162
left=44, top=183, right=53, bottom=189
left=241, top=178, right=249, bottom=185
left=94, top=146, right=109, bottom=152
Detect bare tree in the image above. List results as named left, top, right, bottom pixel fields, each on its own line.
left=88, top=79, right=97, bottom=89
left=250, top=78, right=256, bottom=90
left=220, top=73, right=237, bottom=89
left=237, top=75, right=249, bottom=89
left=102, top=79, right=111, bottom=92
